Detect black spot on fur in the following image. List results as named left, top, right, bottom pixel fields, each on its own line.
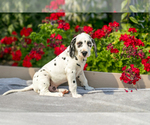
left=83, top=59, right=87, bottom=61
left=78, top=76, right=80, bottom=78
left=44, top=74, right=47, bottom=76
left=43, top=69, right=45, bottom=71
left=62, top=57, right=66, bottom=60
left=37, top=75, right=39, bottom=77
left=40, top=70, right=42, bottom=72
left=75, top=56, right=78, bottom=60
left=73, top=80, right=75, bottom=83
left=76, top=63, right=81, bottom=67
left=72, top=71, right=73, bottom=73
left=54, top=63, right=56, bottom=66
left=54, top=59, right=56, bottom=61
left=44, top=83, right=45, bottom=84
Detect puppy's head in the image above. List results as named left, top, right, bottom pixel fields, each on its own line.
left=69, top=33, right=97, bottom=58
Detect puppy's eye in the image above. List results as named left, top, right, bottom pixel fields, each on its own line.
left=77, top=42, right=83, bottom=48
left=87, top=41, right=92, bottom=47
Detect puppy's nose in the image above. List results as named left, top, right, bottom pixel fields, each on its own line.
left=82, top=51, right=88, bottom=57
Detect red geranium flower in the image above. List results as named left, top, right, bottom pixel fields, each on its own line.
left=12, top=31, right=17, bottom=35
left=57, top=21, right=70, bottom=30
left=4, top=47, right=11, bottom=54
left=20, top=27, right=33, bottom=37
left=50, top=33, right=56, bottom=38
left=54, top=44, right=67, bottom=56
left=128, top=28, right=137, bottom=33
left=49, top=1, right=59, bottom=10
left=11, top=50, right=22, bottom=61
left=50, top=13, right=59, bottom=20
left=141, top=56, right=150, bottom=72
left=55, top=34, right=63, bottom=40
left=23, top=60, right=32, bottom=67
left=1, top=36, right=17, bottom=45
left=110, top=48, right=119, bottom=53
left=92, top=29, right=105, bottom=39
left=75, top=25, right=80, bottom=32
left=24, top=38, right=32, bottom=44
left=22, top=55, right=32, bottom=67
left=83, top=26, right=93, bottom=33
left=120, top=64, right=141, bottom=85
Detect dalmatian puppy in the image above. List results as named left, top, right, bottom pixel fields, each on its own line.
left=3, top=33, right=97, bottom=98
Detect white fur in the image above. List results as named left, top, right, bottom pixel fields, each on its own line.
left=3, top=33, right=95, bottom=98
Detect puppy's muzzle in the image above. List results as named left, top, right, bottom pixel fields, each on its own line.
left=81, top=51, right=88, bottom=57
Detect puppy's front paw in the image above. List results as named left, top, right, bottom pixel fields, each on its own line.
left=72, top=94, right=82, bottom=98
left=84, top=86, right=95, bottom=90
left=59, top=93, right=64, bottom=97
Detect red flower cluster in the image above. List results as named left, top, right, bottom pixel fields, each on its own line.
left=4, top=47, right=12, bottom=54
left=106, top=43, right=119, bottom=53
left=75, top=25, right=80, bottom=32
left=128, top=28, right=137, bottom=33
left=92, top=21, right=120, bottom=39
left=22, top=43, right=45, bottom=67
left=23, top=55, right=32, bottom=67
left=141, top=56, right=150, bottom=72
left=75, top=25, right=93, bottom=34
left=120, top=64, right=141, bottom=85
left=92, top=29, right=105, bottom=39
left=121, top=46, right=145, bottom=59
left=45, top=12, right=65, bottom=21
left=12, top=31, right=17, bottom=35
left=24, top=38, right=32, bottom=44
left=47, top=33, right=63, bottom=48
left=120, top=34, right=145, bottom=48
left=57, top=20, right=70, bottom=30
left=110, top=48, right=119, bottom=53
left=11, top=50, right=22, bottom=61
left=54, top=44, right=67, bottom=56
left=0, top=36, right=17, bottom=45
left=45, top=0, right=65, bottom=10
left=109, top=21, right=120, bottom=30
left=83, top=26, right=93, bottom=34
left=20, top=27, right=33, bottom=37
left=102, top=25, right=112, bottom=35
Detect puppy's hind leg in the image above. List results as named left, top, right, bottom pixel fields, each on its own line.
left=39, top=89, right=64, bottom=97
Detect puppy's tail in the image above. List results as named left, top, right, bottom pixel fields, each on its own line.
left=3, top=84, right=33, bottom=96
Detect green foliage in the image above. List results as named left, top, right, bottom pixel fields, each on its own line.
left=0, top=13, right=50, bottom=38
left=121, top=0, right=150, bottom=33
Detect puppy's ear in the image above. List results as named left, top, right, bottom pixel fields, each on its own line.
left=69, top=37, right=76, bottom=58
left=91, top=38, right=97, bottom=58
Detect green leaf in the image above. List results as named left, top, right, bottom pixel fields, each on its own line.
left=121, top=0, right=128, bottom=10
left=129, top=5, right=138, bottom=12
left=121, top=23, right=131, bottom=30
left=129, top=17, right=138, bottom=24
left=121, top=13, right=128, bottom=20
